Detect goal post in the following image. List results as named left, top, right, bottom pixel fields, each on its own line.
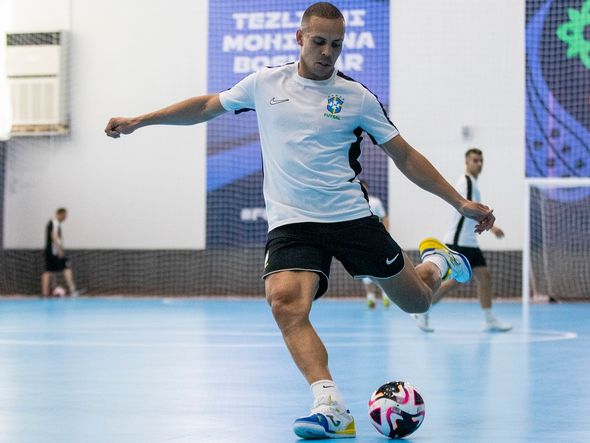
left=524, top=177, right=590, bottom=303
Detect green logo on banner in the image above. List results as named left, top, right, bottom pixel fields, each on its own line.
left=556, top=0, right=590, bottom=70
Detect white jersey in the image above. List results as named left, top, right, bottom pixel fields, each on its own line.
left=443, top=174, right=481, bottom=247
left=368, top=195, right=386, bottom=221
left=219, top=62, right=399, bottom=231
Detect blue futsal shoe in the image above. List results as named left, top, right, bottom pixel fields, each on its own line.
left=419, top=237, right=472, bottom=283
left=293, top=397, right=356, bottom=439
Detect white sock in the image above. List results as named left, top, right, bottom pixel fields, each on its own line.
left=483, top=308, right=494, bottom=322
left=422, top=253, right=448, bottom=279
left=366, top=292, right=376, bottom=302
left=311, top=380, right=346, bottom=408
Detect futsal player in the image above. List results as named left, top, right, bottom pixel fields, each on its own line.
left=41, top=207, right=80, bottom=297
left=105, top=2, right=496, bottom=439
left=412, top=148, right=512, bottom=333
left=360, top=180, right=391, bottom=309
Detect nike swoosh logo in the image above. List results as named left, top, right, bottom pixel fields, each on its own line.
left=270, top=97, right=289, bottom=105
left=386, top=253, right=400, bottom=265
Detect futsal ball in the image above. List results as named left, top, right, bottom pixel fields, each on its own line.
left=52, top=286, right=66, bottom=297
left=368, top=381, right=425, bottom=439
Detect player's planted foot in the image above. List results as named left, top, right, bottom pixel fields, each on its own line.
left=293, top=396, right=356, bottom=439
left=411, top=313, right=434, bottom=333
left=483, top=314, right=512, bottom=332
left=419, top=238, right=472, bottom=283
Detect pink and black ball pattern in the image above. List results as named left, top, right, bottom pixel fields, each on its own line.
left=368, top=381, right=425, bottom=439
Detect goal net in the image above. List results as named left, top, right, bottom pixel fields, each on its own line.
left=524, top=0, right=590, bottom=302
left=524, top=178, right=590, bottom=302
left=0, top=1, right=392, bottom=297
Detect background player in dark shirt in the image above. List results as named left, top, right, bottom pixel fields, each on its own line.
left=41, top=208, right=80, bottom=296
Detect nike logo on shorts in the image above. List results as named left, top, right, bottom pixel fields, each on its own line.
left=270, top=97, right=289, bottom=105
left=386, top=253, right=400, bottom=265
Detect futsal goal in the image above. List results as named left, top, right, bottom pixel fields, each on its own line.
left=523, top=178, right=590, bottom=303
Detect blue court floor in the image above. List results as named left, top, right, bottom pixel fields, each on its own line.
left=0, top=297, right=588, bottom=443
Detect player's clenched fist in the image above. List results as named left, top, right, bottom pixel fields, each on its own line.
left=104, top=117, right=138, bottom=138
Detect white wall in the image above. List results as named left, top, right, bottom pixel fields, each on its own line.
left=3, top=0, right=524, bottom=250
left=0, top=0, right=14, bottom=139
left=390, top=0, right=524, bottom=250
left=3, top=0, right=208, bottom=249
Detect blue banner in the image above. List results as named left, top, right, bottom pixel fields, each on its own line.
left=207, top=0, right=390, bottom=246
left=526, top=0, right=590, bottom=178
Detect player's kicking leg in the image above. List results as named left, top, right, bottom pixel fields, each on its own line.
left=375, top=238, right=472, bottom=314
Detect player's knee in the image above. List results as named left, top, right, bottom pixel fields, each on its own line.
left=409, top=300, right=431, bottom=314
left=266, top=285, right=309, bottom=325
left=396, top=290, right=432, bottom=314
left=403, top=298, right=431, bottom=314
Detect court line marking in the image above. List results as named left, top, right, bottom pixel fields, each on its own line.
left=0, top=329, right=577, bottom=348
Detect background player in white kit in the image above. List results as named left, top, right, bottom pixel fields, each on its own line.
left=412, top=148, right=511, bottom=333
left=360, top=180, right=392, bottom=309
left=105, top=3, right=496, bottom=439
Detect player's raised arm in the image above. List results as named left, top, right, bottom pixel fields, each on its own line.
left=380, top=134, right=495, bottom=233
left=104, top=93, right=227, bottom=138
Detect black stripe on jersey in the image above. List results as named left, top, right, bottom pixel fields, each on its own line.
left=336, top=71, right=399, bottom=137
left=219, top=86, right=255, bottom=115
left=348, top=127, right=364, bottom=179
left=359, top=180, right=369, bottom=203
left=452, top=175, right=473, bottom=246
left=465, top=175, right=473, bottom=200
left=45, top=220, right=53, bottom=252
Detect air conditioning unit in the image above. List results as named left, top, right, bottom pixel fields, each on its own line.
left=6, top=31, right=69, bottom=135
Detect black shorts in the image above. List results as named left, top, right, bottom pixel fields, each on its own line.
left=45, top=253, right=70, bottom=272
left=446, top=244, right=487, bottom=268
left=263, top=216, right=405, bottom=299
